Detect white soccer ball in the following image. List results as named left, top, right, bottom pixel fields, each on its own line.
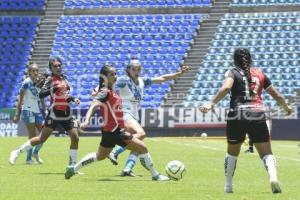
left=165, top=160, right=186, bottom=181
left=201, top=132, right=208, bottom=139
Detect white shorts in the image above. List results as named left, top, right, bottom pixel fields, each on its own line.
left=123, top=111, right=139, bottom=122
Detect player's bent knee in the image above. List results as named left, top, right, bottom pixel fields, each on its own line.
left=135, top=131, right=146, bottom=140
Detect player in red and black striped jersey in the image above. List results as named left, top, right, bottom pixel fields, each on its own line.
left=64, top=64, right=169, bottom=181
left=200, top=48, right=292, bottom=194
left=9, top=57, right=81, bottom=168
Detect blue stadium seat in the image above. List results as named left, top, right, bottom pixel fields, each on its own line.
left=0, top=16, right=40, bottom=107
left=184, top=12, right=300, bottom=108
left=64, top=0, right=212, bottom=9
left=51, top=14, right=204, bottom=108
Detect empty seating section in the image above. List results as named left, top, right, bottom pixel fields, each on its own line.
left=185, top=12, right=300, bottom=108
left=64, top=0, right=211, bottom=9
left=231, top=0, right=300, bottom=6
left=52, top=14, right=203, bottom=108
left=0, top=16, right=40, bottom=108
left=0, top=0, right=46, bottom=10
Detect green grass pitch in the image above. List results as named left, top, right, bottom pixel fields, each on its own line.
left=0, top=137, right=299, bottom=200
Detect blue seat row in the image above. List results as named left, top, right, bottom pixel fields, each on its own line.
left=184, top=12, right=300, bottom=108
left=64, top=0, right=211, bottom=9
left=0, top=16, right=40, bottom=108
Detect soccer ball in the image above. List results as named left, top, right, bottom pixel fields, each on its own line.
left=201, top=132, right=208, bottom=140
left=165, top=160, right=186, bottom=180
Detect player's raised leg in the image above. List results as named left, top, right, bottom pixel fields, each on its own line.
left=9, top=127, right=52, bottom=165
left=65, top=146, right=112, bottom=179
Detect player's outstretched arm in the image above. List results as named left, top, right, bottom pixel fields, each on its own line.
left=80, top=100, right=101, bottom=129
left=152, top=65, right=190, bottom=84
left=266, top=86, right=292, bottom=115
left=199, top=77, right=234, bottom=113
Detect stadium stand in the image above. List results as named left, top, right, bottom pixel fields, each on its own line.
left=51, top=14, right=205, bottom=108
left=0, top=16, right=40, bottom=107
left=64, top=0, right=212, bottom=9
left=0, top=0, right=46, bottom=10
left=184, top=12, right=300, bottom=107
left=230, top=0, right=300, bottom=6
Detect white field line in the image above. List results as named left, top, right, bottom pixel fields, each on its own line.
left=149, top=138, right=300, bottom=162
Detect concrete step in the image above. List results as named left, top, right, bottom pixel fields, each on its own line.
left=38, top=32, right=56, bottom=37
left=32, top=53, right=51, bottom=57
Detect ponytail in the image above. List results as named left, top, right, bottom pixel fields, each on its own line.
left=98, top=64, right=113, bottom=91
left=234, top=48, right=254, bottom=96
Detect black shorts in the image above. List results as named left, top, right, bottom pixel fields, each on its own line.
left=100, top=128, right=133, bottom=148
left=226, top=110, right=270, bottom=144
left=44, top=109, right=74, bottom=131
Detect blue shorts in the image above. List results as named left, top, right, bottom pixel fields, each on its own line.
left=21, top=110, right=44, bottom=125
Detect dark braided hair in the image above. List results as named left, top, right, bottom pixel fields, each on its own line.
left=98, top=64, right=114, bottom=91
left=49, top=57, right=62, bottom=70
left=234, top=48, right=254, bottom=96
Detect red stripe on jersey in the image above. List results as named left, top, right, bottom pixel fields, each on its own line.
left=100, top=89, right=124, bottom=132
left=51, top=76, right=70, bottom=111
left=250, top=68, right=267, bottom=107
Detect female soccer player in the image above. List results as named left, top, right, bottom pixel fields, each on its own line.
left=64, top=64, right=169, bottom=181
left=9, top=57, right=81, bottom=167
left=106, top=58, right=189, bottom=176
left=13, top=63, right=45, bottom=164
left=200, top=48, right=292, bottom=194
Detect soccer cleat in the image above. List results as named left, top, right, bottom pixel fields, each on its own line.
left=9, top=150, right=20, bottom=165
left=33, top=154, right=43, bottom=164
left=224, top=185, right=233, bottom=193
left=107, top=152, right=118, bottom=165
left=64, top=166, right=76, bottom=179
left=26, top=160, right=34, bottom=165
left=152, top=174, right=170, bottom=181
left=120, top=170, right=136, bottom=177
left=271, top=181, right=282, bottom=194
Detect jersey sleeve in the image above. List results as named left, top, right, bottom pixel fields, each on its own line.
left=224, top=69, right=235, bottom=79
left=263, top=73, right=272, bottom=89
left=142, top=77, right=153, bottom=87
left=21, top=79, right=29, bottom=91
left=115, top=77, right=128, bottom=88
left=95, top=89, right=109, bottom=103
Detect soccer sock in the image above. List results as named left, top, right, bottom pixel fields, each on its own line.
left=26, top=148, right=33, bottom=161
left=113, top=145, right=125, bottom=157
left=139, top=153, right=159, bottom=177
left=74, top=152, right=97, bottom=172
left=224, top=154, right=237, bottom=187
left=33, top=144, right=43, bottom=155
left=262, top=154, right=278, bottom=182
left=123, top=153, right=137, bottom=172
left=17, top=140, right=33, bottom=154
left=69, top=149, right=78, bottom=166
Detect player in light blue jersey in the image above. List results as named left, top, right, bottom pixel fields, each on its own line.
left=107, top=58, right=190, bottom=176
left=13, top=63, right=46, bottom=164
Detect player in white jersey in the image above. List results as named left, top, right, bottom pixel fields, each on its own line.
left=106, top=58, right=190, bottom=176
left=13, top=63, right=46, bottom=164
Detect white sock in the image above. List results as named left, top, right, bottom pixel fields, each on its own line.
left=262, top=154, right=278, bottom=182
left=18, top=140, right=33, bottom=154
left=69, top=149, right=78, bottom=166
left=74, top=152, right=97, bottom=172
left=139, top=153, right=159, bottom=177
left=224, top=153, right=237, bottom=187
